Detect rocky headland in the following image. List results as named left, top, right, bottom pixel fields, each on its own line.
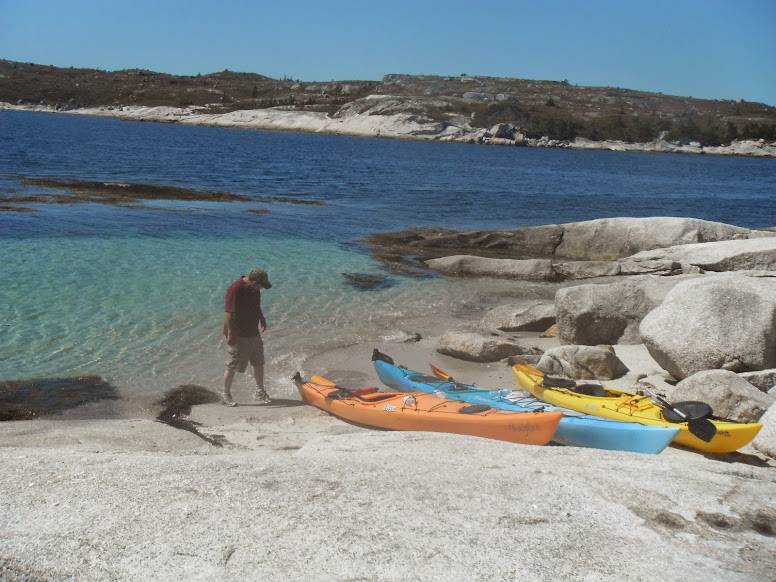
left=2, top=60, right=776, bottom=157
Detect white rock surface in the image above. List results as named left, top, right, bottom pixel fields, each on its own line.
left=537, top=345, right=630, bottom=380
left=1, top=331, right=774, bottom=582
left=4, top=102, right=774, bottom=156
left=674, top=369, right=775, bottom=423
left=640, top=274, right=776, bottom=379
left=426, top=256, right=556, bottom=281
left=627, top=237, right=776, bottom=272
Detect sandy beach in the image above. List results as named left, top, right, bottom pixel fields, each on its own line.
left=2, top=310, right=775, bottom=582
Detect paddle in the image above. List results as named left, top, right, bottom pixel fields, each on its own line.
left=311, top=374, right=361, bottom=399
left=640, top=386, right=717, bottom=443
left=429, top=363, right=451, bottom=381
left=310, top=374, right=397, bottom=403
left=425, top=364, right=484, bottom=393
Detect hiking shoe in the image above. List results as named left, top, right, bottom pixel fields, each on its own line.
left=221, top=395, right=237, bottom=407
left=253, top=389, right=271, bottom=404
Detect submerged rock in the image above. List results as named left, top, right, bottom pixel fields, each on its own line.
left=342, top=272, right=395, bottom=291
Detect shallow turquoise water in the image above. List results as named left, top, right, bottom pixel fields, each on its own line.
left=0, top=234, right=481, bottom=396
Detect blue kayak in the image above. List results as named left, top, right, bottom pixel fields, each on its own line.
left=372, top=350, right=679, bottom=454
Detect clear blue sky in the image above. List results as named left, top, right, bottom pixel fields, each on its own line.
left=2, top=0, right=775, bottom=106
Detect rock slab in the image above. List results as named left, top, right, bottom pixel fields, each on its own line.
left=640, top=275, right=776, bottom=379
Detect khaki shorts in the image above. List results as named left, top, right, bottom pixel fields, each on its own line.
left=225, top=334, right=265, bottom=373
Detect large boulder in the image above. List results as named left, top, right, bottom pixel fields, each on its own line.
left=640, top=275, right=776, bottom=380
left=482, top=303, right=556, bottom=332
left=537, top=345, right=629, bottom=380
left=555, top=277, right=682, bottom=345
left=554, top=217, right=760, bottom=260
left=673, top=370, right=774, bottom=423
left=739, top=370, right=776, bottom=395
left=626, top=237, right=776, bottom=272
left=487, top=123, right=513, bottom=139
left=436, top=330, right=540, bottom=362
left=752, top=404, right=776, bottom=458
left=426, top=256, right=556, bottom=281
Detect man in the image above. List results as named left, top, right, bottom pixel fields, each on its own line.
left=222, top=268, right=272, bottom=406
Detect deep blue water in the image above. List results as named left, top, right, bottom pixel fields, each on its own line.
left=1, top=110, right=774, bottom=398
left=2, top=110, right=775, bottom=242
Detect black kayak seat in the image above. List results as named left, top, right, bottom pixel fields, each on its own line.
left=544, top=375, right=607, bottom=397
left=661, top=401, right=714, bottom=423
left=412, top=375, right=447, bottom=384
left=543, top=375, right=577, bottom=389
left=458, top=404, right=491, bottom=414
left=570, top=383, right=608, bottom=398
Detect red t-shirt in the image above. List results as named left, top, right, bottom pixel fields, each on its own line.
left=223, top=277, right=262, bottom=337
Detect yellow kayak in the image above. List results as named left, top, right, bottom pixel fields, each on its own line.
left=512, top=364, right=762, bottom=454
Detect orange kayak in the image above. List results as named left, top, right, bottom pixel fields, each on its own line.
left=293, top=373, right=562, bottom=446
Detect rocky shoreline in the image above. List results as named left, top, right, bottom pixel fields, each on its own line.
left=3, top=102, right=776, bottom=158
left=2, top=216, right=776, bottom=581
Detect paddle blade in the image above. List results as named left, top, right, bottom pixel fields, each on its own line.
left=687, top=417, right=718, bottom=443
left=512, top=363, right=545, bottom=377
left=311, top=375, right=337, bottom=387
left=429, top=363, right=451, bottom=381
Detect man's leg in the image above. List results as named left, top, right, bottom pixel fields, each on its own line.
left=222, top=368, right=237, bottom=405
left=252, top=364, right=264, bottom=392
left=224, top=368, right=236, bottom=394
left=252, top=364, right=271, bottom=403
left=223, top=337, right=250, bottom=406
left=251, top=335, right=270, bottom=403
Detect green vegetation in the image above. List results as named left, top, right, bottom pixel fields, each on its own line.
left=2, top=60, right=775, bottom=146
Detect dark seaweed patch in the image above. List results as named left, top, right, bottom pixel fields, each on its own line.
left=155, top=384, right=224, bottom=446
left=0, top=376, right=119, bottom=421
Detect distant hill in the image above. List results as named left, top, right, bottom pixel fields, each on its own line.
left=2, top=59, right=775, bottom=146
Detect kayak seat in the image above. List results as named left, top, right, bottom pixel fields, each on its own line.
left=359, top=393, right=402, bottom=403
left=458, top=404, right=491, bottom=414
left=412, top=375, right=446, bottom=384
left=544, top=375, right=577, bottom=389
left=570, top=383, right=608, bottom=398
left=662, top=401, right=714, bottom=423
left=327, top=390, right=396, bottom=403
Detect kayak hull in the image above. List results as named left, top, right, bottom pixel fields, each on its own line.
left=512, top=364, right=762, bottom=454
left=374, top=359, right=679, bottom=455
left=295, top=377, right=562, bottom=446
